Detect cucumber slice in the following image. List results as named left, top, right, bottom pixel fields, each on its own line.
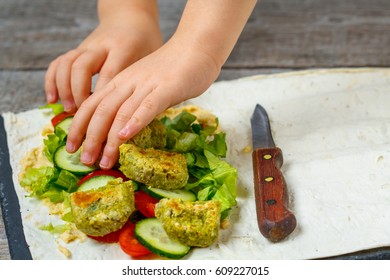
left=54, top=145, right=97, bottom=175
left=135, top=218, right=191, bottom=259
left=142, top=186, right=196, bottom=201
left=78, top=174, right=138, bottom=192
left=78, top=175, right=116, bottom=192
left=55, top=116, right=73, bottom=134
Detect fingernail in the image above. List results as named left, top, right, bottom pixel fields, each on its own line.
left=66, top=141, right=75, bottom=153
left=99, top=156, right=110, bottom=169
left=118, top=126, right=130, bottom=139
left=63, top=100, right=75, bottom=112
left=81, top=152, right=93, bottom=165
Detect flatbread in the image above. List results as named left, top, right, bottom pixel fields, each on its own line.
left=3, top=68, right=390, bottom=259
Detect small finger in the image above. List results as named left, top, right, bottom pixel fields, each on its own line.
left=121, top=86, right=173, bottom=140
left=56, top=49, right=84, bottom=112
left=80, top=86, right=134, bottom=166
left=94, top=50, right=139, bottom=92
left=66, top=82, right=117, bottom=154
left=71, top=49, right=107, bottom=108
left=44, top=58, right=60, bottom=104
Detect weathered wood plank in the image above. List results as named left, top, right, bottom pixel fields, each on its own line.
left=231, top=0, right=390, bottom=68
left=0, top=217, right=10, bottom=260
left=0, top=0, right=98, bottom=69
left=0, top=238, right=10, bottom=259
left=0, top=71, right=46, bottom=114
left=1, top=0, right=390, bottom=69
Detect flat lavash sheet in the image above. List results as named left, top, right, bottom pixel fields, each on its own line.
left=3, top=68, right=390, bottom=260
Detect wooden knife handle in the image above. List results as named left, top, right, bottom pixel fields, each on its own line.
left=252, top=147, right=297, bottom=242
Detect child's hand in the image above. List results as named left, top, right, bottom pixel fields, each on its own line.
left=65, top=39, right=221, bottom=169
left=44, top=1, right=162, bottom=112
left=65, top=0, right=257, bottom=170
left=58, top=0, right=256, bottom=170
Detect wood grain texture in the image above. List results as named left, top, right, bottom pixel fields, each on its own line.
left=230, top=0, right=390, bottom=68
left=0, top=71, right=47, bottom=113
left=0, top=0, right=97, bottom=69
left=0, top=221, right=9, bottom=260
left=1, top=0, right=390, bottom=69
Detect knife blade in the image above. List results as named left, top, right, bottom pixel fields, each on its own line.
left=251, top=104, right=297, bottom=242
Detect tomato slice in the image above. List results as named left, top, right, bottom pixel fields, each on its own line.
left=51, top=111, right=74, bottom=127
left=134, top=190, right=159, bottom=218
left=78, top=169, right=128, bottom=186
left=119, top=222, right=151, bottom=257
left=88, top=228, right=122, bottom=243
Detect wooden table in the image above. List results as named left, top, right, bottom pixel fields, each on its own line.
left=1, top=0, right=390, bottom=260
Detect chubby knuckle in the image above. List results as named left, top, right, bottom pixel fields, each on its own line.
left=94, top=102, right=111, bottom=117
left=71, top=59, right=86, bottom=72
left=58, top=54, right=74, bottom=65
left=78, top=98, right=95, bottom=112
left=59, top=49, right=82, bottom=64
left=131, top=114, right=141, bottom=126
left=99, top=68, right=117, bottom=80
left=140, top=97, right=156, bottom=112
left=111, top=76, right=126, bottom=89
left=115, top=110, right=131, bottom=124
left=105, top=140, right=117, bottom=150
left=104, top=139, right=121, bottom=155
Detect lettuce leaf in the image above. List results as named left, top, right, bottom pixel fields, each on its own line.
left=40, top=223, right=71, bottom=234
left=40, top=188, right=66, bottom=203
left=187, top=151, right=237, bottom=212
left=204, top=150, right=237, bottom=198
left=162, top=111, right=238, bottom=215
left=20, top=166, right=59, bottom=198
left=43, top=126, right=67, bottom=162
left=20, top=166, right=78, bottom=202
left=202, top=132, right=227, bottom=157
left=21, top=109, right=79, bottom=204
left=173, top=132, right=199, bottom=153
left=54, top=170, right=80, bottom=193
left=39, top=103, right=64, bottom=116
left=163, top=111, right=226, bottom=157
left=161, top=111, right=197, bottom=132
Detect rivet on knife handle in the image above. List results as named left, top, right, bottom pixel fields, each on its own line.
left=252, top=147, right=296, bottom=242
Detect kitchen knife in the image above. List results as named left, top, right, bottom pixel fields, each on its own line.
left=251, top=104, right=297, bottom=242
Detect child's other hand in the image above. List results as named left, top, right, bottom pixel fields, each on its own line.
left=44, top=1, right=162, bottom=112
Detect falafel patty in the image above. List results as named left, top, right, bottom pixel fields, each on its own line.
left=70, top=178, right=136, bottom=236
left=127, top=119, right=167, bottom=149
left=119, top=143, right=189, bottom=190
left=155, top=198, right=221, bottom=247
